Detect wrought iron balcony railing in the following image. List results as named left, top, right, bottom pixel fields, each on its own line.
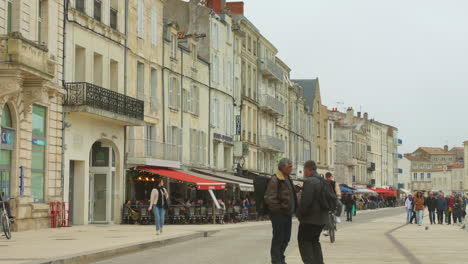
left=259, top=135, right=285, bottom=153
left=258, top=58, right=283, bottom=81
left=64, top=82, right=144, bottom=120
left=127, top=139, right=180, bottom=161
left=259, top=93, right=284, bottom=116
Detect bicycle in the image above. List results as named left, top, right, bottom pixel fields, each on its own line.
left=328, top=211, right=337, bottom=243
left=0, top=200, right=12, bottom=240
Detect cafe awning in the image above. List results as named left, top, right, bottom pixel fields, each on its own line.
left=191, top=169, right=255, bottom=192
left=139, top=167, right=226, bottom=190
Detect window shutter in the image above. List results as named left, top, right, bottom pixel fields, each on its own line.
left=137, top=0, right=144, bottom=38
left=196, top=87, right=200, bottom=115
left=178, top=128, right=183, bottom=161
left=168, top=77, right=173, bottom=108
left=167, top=125, right=172, bottom=144
left=177, top=79, right=181, bottom=109
left=151, top=10, right=157, bottom=44
left=210, top=99, right=214, bottom=126
left=188, top=88, right=193, bottom=113
left=225, top=103, right=228, bottom=134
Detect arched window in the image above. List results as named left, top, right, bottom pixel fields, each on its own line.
left=1, top=104, right=13, bottom=199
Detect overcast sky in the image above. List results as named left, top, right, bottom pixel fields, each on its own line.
left=243, top=0, right=468, bottom=153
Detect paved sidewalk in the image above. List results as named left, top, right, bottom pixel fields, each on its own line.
left=286, top=210, right=468, bottom=264
left=0, top=221, right=270, bottom=264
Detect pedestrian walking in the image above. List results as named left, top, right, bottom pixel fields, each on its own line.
left=264, top=158, right=298, bottom=264
left=414, top=192, right=425, bottom=226
left=426, top=192, right=437, bottom=225
left=344, top=194, right=355, bottom=222
left=324, top=172, right=343, bottom=223
left=453, top=197, right=466, bottom=224
left=405, top=194, right=413, bottom=224
left=297, top=160, right=334, bottom=264
left=436, top=193, right=447, bottom=224
left=149, top=179, right=169, bottom=235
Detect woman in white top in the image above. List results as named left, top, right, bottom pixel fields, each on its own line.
left=149, top=179, right=169, bottom=235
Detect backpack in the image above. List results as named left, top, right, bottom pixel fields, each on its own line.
left=318, top=177, right=337, bottom=211
left=253, top=175, right=273, bottom=216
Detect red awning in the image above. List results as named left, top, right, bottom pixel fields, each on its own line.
left=139, top=167, right=226, bottom=190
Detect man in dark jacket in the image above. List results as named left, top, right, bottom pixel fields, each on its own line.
left=264, top=158, right=297, bottom=264
left=436, top=193, right=447, bottom=224
left=297, top=160, right=334, bottom=264
left=426, top=192, right=437, bottom=224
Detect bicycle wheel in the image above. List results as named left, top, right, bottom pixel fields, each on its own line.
left=1, top=214, right=11, bottom=240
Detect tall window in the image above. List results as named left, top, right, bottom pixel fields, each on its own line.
left=137, top=0, right=144, bottom=38
left=168, top=76, right=180, bottom=109
left=145, top=124, right=156, bottom=156
left=191, top=85, right=199, bottom=115
left=137, top=62, right=144, bottom=100
left=150, top=69, right=157, bottom=111
left=76, top=0, right=85, bottom=12
left=31, top=105, right=46, bottom=202
left=7, top=0, right=13, bottom=33
left=94, top=0, right=102, bottom=21
left=1, top=105, right=13, bottom=199
left=420, top=173, right=424, bottom=180
left=110, top=8, right=118, bottom=30
left=38, top=0, right=44, bottom=42
left=151, top=10, right=158, bottom=44
left=191, top=44, right=197, bottom=68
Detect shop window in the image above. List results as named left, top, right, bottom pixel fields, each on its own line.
left=31, top=105, right=46, bottom=202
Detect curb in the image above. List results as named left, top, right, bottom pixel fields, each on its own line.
left=33, top=230, right=220, bottom=264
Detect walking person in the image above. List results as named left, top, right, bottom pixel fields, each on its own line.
left=264, top=158, right=298, bottom=264
left=344, top=194, right=355, bottom=222
left=426, top=192, right=437, bottom=225
left=297, top=160, right=335, bottom=264
left=405, top=194, right=414, bottom=224
left=322, top=172, right=342, bottom=236
left=453, top=197, right=466, bottom=225
left=148, top=179, right=169, bottom=235
left=436, top=193, right=447, bottom=224
left=414, top=192, right=425, bottom=226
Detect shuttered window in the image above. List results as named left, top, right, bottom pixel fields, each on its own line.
left=151, top=10, right=158, bottom=44
left=137, top=0, right=144, bottom=38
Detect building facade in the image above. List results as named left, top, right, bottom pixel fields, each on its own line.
left=1, top=0, right=64, bottom=231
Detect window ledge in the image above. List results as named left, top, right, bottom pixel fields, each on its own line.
left=170, top=56, right=178, bottom=62
left=169, top=107, right=179, bottom=112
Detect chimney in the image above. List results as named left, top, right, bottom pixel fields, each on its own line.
left=207, top=0, right=226, bottom=14
left=226, top=1, right=244, bottom=15
left=444, top=145, right=448, bottom=152
left=357, top=112, right=361, bottom=118
left=364, top=112, right=368, bottom=121
left=346, top=107, right=354, bottom=121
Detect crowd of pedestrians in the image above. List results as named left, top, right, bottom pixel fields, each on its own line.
left=405, top=191, right=467, bottom=227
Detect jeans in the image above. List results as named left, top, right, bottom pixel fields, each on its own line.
left=298, top=223, right=325, bottom=264
left=416, top=210, right=423, bottom=225
left=270, top=213, right=292, bottom=264
left=436, top=210, right=444, bottom=224
left=406, top=208, right=413, bottom=223
left=346, top=209, right=352, bottom=222
left=428, top=210, right=436, bottom=224
left=153, top=205, right=165, bottom=231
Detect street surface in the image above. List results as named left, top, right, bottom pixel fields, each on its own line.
left=93, top=207, right=454, bottom=264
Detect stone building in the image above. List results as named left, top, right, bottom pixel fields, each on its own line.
left=0, top=0, right=64, bottom=231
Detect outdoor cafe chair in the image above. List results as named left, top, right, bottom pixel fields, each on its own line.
left=140, top=207, right=149, bottom=225
left=122, top=206, right=130, bottom=224
left=215, top=208, right=225, bottom=224
left=233, top=206, right=242, bottom=222
left=187, top=207, right=196, bottom=224
left=200, top=207, right=207, bottom=224
left=172, top=207, right=182, bottom=224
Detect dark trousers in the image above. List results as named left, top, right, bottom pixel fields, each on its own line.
left=298, top=223, right=325, bottom=264
left=346, top=209, right=352, bottom=221
left=428, top=210, right=436, bottom=224
left=436, top=210, right=444, bottom=224
left=270, top=213, right=292, bottom=264
left=453, top=212, right=458, bottom=224
left=446, top=211, right=452, bottom=224
left=410, top=210, right=416, bottom=223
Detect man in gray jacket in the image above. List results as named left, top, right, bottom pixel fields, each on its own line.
left=297, top=160, right=332, bottom=264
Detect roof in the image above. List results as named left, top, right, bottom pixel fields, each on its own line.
left=419, top=147, right=454, bottom=155
left=448, top=164, right=464, bottom=168
left=292, top=79, right=317, bottom=110
left=404, top=154, right=430, bottom=162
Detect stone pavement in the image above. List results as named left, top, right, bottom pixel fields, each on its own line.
left=286, top=210, right=468, bottom=264
left=0, top=220, right=271, bottom=264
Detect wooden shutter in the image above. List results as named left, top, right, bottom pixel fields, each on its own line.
left=168, top=77, right=173, bottom=108
left=151, top=10, right=157, bottom=44
left=177, top=79, right=181, bottom=109
left=137, top=0, right=144, bottom=38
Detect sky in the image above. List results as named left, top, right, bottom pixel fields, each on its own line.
left=242, top=0, right=468, bottom=153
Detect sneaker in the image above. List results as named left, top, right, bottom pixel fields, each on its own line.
left=156, top=230, right=160, bottom=235
left=336, top=217, right=341, bottom=223
left=323, top=230, right=329, bottom=236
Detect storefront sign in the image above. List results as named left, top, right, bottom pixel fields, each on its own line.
left=32, top=139, right=46, bottom=146
left=213, top=133, right=233, bottom=143
left=235, top=115, right=241, bottom=135
left=1, top=128, right=13, bottom=146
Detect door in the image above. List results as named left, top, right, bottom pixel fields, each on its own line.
left=91, top=173, right=107, bottom=222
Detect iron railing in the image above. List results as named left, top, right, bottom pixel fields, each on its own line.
left=64, top=82, right=144, bottom=120
left=127, top=139, right=180, bottom=161
left=258, top=58, right=283, bottom=81
left=259, top=93, right=284, bottom=116
left=259, top=135, right=285, bottom=153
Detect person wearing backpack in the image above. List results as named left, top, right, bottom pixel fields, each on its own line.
left=297, top=160, right=336, bottom=264
left=264, top=158, right=297, bottom=264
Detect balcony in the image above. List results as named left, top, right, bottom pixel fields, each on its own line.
left=64, top=82, right=145, bottom=126
left=127, top=139, right=181, bottom=167
left=0, top=32, right=55, bottom=80
left=259, top=135, right=285, bottom=153
left=259, top=93, right=285, bottom=116
left=258, top=58, right=283, bottom=81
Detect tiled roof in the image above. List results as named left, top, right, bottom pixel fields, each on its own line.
left=448, top=164, right=464, bottom=168
left=419, top=147, right=454, bottom=155
left=404, top=154, right=430, bottom=161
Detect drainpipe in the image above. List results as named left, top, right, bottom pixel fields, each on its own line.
left=208, top=62, right=212, bottom=168
left=124, top=0, right=128, bottom=95
left=162, top=34, right=166, bottom=143
left=61, top=0, right=69, bottom=200
left=180, top=46, right=184, bottom=166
